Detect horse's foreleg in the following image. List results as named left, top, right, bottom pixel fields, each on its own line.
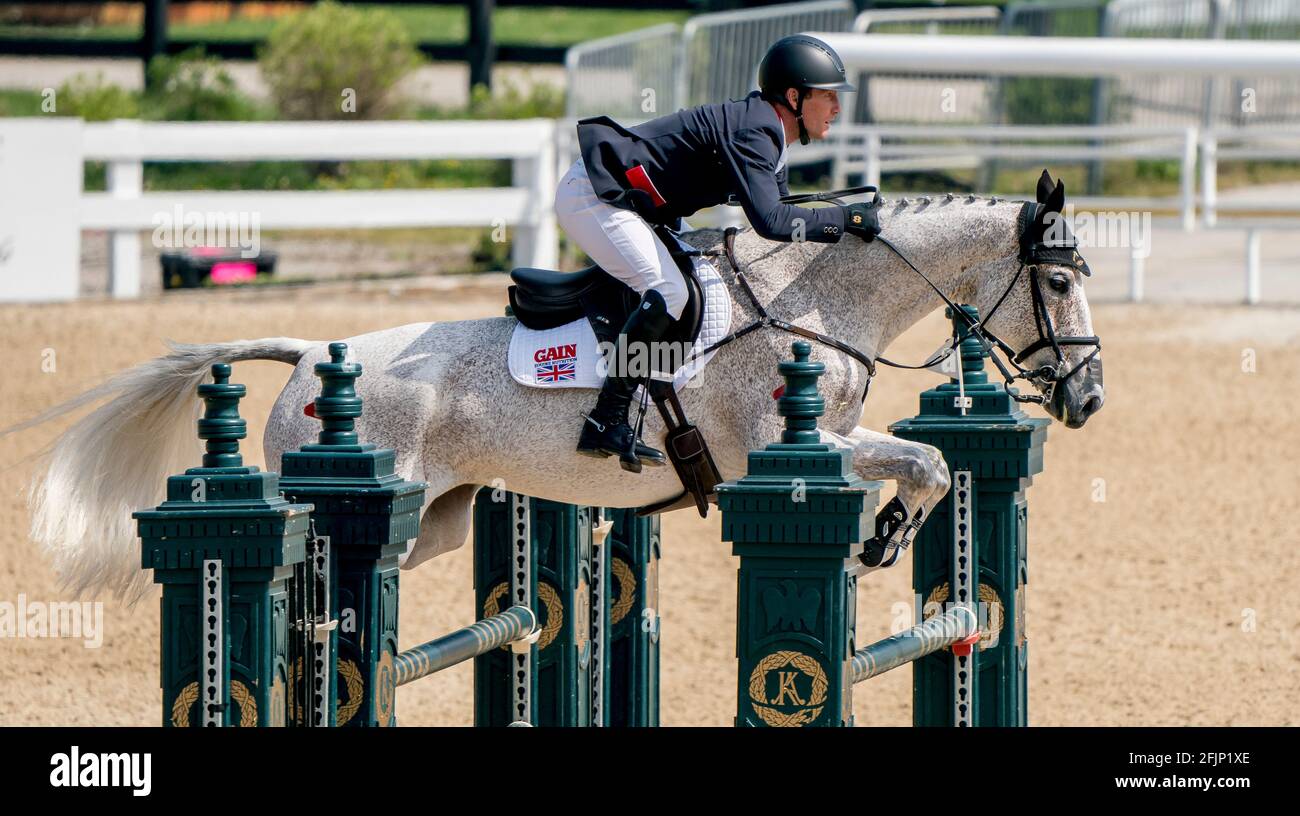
left=825, top=426, right=951, bottom=571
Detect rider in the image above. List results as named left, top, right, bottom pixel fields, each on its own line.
left=558, top=34, right=882, bottom=472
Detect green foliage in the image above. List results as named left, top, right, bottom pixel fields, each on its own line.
left=468, top=229, right=513, bottom=274
left=0, top=89, right=46, bottom=117
left=142, top=48, right=263, bottom=121
left=258, top=0, right=424, bottom=120
left=1000, top=77, right=1098, bottom=125
left=467, top=81, right=565, bottom=120
left=418, top=80, right=565, bottom=121
left=53, top=73, right=139, bottom=121
left=311, top=159, right=509, bottom=191
left=1134, top=159, right=1182, bottom=184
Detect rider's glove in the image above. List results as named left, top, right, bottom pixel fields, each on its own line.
left=844, top=197, right=882, bottom=243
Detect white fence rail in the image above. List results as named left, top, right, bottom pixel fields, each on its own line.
left=2, top=111, right=1294, bottom=304
left=820, top=123, right=1199, bottom=229
left=816, top=32, right=1300, bottom=77
left=76, top=119, right=557, bottom=299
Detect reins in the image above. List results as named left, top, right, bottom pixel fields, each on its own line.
left=666, top=191, right=1100, bottom=406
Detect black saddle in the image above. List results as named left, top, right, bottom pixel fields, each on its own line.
left=508, top=226, right=720, bottom=520
left=507, top=228, right=705, bottom=350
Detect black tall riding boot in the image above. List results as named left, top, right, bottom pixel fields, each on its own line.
left=577, top=289, right=674, bottom=473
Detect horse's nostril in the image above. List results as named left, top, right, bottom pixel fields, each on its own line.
left=1082, top=395, right=1102, bottom=416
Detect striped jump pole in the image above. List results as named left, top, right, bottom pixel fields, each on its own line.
left=851, top=607, right=979, bottom=683
left=394, top=606, right=537, bottom=686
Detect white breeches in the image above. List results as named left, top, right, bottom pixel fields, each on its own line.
left=554, top=159, right=690, bottom=320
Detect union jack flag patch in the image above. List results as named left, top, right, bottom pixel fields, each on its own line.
left=535, top=359, right=576, bottom=382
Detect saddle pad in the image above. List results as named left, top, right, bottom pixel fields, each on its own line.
left=508, top=239, right=732, bottom=392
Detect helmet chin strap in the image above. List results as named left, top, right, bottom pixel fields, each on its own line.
left=794, top=93, right=809, bottom=146
left=782, top=91, right=810, bottom=146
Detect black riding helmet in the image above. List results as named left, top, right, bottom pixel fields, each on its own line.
left=758, top=35, right=855, bottom=146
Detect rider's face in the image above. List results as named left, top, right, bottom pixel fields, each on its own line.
left=801, top=89, right=841, bottom=140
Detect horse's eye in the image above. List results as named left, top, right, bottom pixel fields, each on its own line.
left=1048, top=275, right=1070, bottom=294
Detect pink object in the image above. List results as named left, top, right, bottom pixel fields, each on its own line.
left=210, top=261, right=257, bottom=284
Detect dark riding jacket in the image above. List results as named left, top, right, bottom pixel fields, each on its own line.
left=576, top=91, right=847, bottom=243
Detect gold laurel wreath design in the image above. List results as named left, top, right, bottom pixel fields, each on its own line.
left=337, top=658, right=367, bottom=727
left=747, top=650, right=828, bottom=728
left=484, top=581, right=562, bottom=650
left=925, top=582, right=1003, bottom=651
left=610, top=558, right=637, bottom=625
left=171, top=680, right=257, bottom=727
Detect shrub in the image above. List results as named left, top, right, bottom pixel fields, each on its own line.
left=54, top=73, right=139, bottom=121
left=259, top=0, right=424, bottom=120
left=142, top=48, right=261, bottom=121
left=418, top=80, right=566, bottom=121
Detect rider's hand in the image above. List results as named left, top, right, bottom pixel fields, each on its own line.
left=845, top=197, right=881, bottom=243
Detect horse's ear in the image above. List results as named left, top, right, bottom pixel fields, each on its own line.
left=1044, top=177, right=1066, bottom=214
left=1036, top=169, right=1054, bottom=204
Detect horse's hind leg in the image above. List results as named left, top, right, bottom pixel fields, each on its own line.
left=402, top=484, right=480, bottom=570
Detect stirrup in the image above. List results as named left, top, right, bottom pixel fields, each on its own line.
left=619, top=383, right=665, bottom=472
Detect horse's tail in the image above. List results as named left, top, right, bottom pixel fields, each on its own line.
left=2, top=337, right=318, bottom=603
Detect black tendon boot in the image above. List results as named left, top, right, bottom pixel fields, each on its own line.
left=577, top=289, right=674, bottom=472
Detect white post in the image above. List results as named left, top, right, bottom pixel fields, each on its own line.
left=1245, top=229, right=1261, bottom=305
left=1201, top=134, right=1218, bottom=228
left=865, top=131, right=881, bottom=189
left=1180, top=127, right=1197, bottom=232
left=1129, top=244, right=1145, bottom=303
left=832, top=131, right=849, bottom=190
left=512, top=125, right=558, bottom=272
left=107, top=159, right=143, bottom=298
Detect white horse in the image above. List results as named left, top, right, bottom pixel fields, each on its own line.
left=14, top=176, right=1104, bottom=601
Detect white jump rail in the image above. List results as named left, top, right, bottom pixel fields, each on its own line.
left=82, top=119, right=558, bottom=299
left=812, top=32, right=1300, bottom=77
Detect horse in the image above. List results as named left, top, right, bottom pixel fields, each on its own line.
left=15, top=174, right=1104, bottom=601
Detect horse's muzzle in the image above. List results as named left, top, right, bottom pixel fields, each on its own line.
left=1049, top=355, right=1104, bottom=429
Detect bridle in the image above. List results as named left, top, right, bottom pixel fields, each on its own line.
left=875, top=199, right=1101, bottom=406
left=670, top=190, right=1101, bottom=407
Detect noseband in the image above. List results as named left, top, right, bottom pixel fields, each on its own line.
left=875, top=200, right=1101, bottom=405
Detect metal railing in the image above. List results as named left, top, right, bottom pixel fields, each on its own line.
left=675, top=0, right=854, bottom=111
left=564, top=23, right=683, bottom=121
left=848, top=6, right=1003, bottom=126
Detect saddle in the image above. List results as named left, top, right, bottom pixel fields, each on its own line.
left=507, top=226, right=723, bottom=518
